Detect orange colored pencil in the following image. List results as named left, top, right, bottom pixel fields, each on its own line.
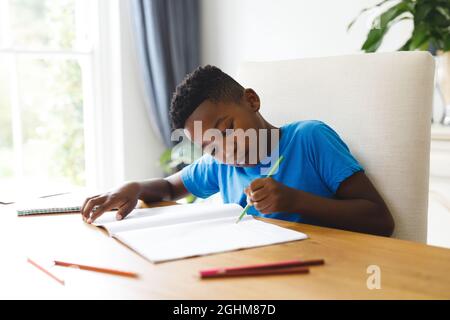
left=27, top=257, right=65, bottom=286
left=54, top=260, right=138, bottom=278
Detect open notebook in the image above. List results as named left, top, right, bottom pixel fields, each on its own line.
left=94, top=203, right=307, bottom=263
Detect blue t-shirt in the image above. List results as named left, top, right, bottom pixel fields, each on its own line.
left=181, top=120, right=363, bottom=223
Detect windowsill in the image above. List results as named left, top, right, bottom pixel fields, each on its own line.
left=431, top=124, right=450, bottom=141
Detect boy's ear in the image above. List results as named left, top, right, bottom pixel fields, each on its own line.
left=243, top=88, right=260, bottom=112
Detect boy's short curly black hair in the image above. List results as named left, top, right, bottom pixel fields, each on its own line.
left=169, top=65, right=244, bottom=130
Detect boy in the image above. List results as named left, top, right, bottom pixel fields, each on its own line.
left=82, top=65, right=394, bottom=236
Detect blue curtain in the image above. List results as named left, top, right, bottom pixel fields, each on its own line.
left=131, top=0, right=200, bottom=147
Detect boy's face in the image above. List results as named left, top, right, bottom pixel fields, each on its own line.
left=184, top=89, right=269, bottom=166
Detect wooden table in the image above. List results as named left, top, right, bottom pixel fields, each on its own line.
left=1, top=202, right=450, bottom=299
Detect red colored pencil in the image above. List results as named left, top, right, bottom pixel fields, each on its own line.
left=201, top=266, right=310, bottom=278
left=200, top=259, right=324, bottom=279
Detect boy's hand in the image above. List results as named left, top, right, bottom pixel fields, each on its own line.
left=244, top=177, right=298, bottom=214
left=81, top=182, right=142, bottom=224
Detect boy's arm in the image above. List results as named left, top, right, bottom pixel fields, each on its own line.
left=137, top=171, right=189, bottom=203
left=246, top=171, right=395, bottom=237
left=81, top=171, right=189, bottom=223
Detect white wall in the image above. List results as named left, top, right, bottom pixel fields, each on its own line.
left=200, top=0, right=413, bottom=76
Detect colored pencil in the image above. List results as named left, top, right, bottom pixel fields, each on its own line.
left=54, top=260, right=139, bottom=278
left=27, top=257, right=65, bottom=286
left=201, top=266, right=309, bottom=278
left=200, top=258, right=324, bottom=278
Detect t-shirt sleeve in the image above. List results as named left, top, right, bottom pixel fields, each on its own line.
left=180, top=154, right=220, bottom=198
left=308, top=122, right=364, bottom=194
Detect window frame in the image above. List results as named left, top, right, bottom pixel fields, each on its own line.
left=0, top=0, right=124, bottom=195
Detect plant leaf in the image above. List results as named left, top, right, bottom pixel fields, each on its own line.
left=444, top=34, right=450, bottom=51
left=362, top=28, right=385, bottom=52
left=399, top=37, right=413, bottom=51
left=185, top=194, right=197, bottom=204
left=378, top=2, right=412, bottom=29
left=361, top=1, right=413, bottom=52
left=408, top=23, right=430, bottom=50
left=414, top=2, right=433, bottom=22
left=435, top=6, right=450, bottom=22
left=347, top=0, right=392, bottom=31
left=159, top=148, right=172, bottom=166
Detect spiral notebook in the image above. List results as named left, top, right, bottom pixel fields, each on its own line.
left=16, top=192, right=89, bottom=216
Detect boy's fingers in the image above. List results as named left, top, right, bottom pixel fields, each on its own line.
left=87, top=199, right=120, bottom=223
left=249, top=178, right=266, bottom=192
left=81, top=195, right=100, bottom=217
left=249, top=188, right=270, bottom=202
left=116, top=202, right=136, bottom=221
left=82, top=196, right=106, bottom=219
left=253, top=198, right=272, bottom=213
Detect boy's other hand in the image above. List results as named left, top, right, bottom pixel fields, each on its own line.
left=81, top=182, right=142, bottom=224
left=245, top=177, right=297, bottom=214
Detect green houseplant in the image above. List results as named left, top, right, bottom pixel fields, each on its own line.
left=348, top=0, right=450, bottom=123
left=348, top=0, right=449, bottom=52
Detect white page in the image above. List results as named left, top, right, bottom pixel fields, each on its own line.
left=113, top=214, right=307, bottom=263
left=94, top=203, right=242, bottom=235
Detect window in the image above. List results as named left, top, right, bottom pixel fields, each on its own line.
left=0, top=0, right=98, bottom=200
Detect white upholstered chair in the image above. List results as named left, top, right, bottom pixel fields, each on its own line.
left=237, top=51, right=435, bottom=242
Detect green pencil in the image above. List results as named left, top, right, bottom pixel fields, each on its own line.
left=235, top=155, right=285, bottom=224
